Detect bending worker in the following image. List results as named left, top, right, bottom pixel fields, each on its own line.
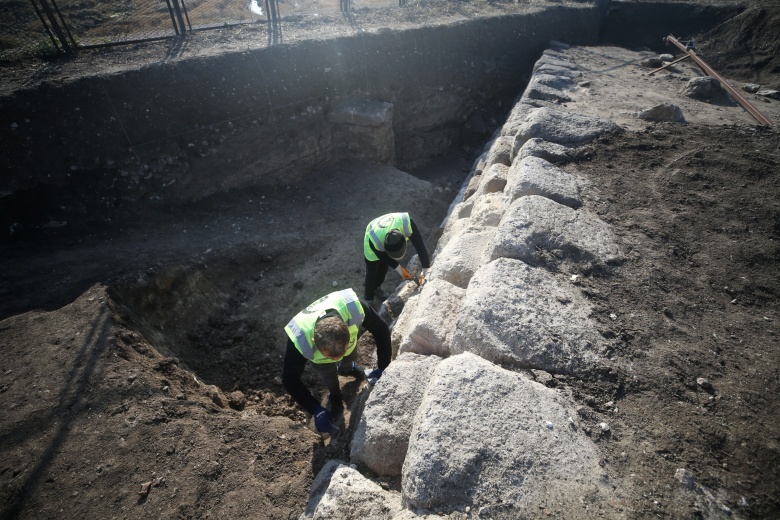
left=282, top=288, right=390, bottom=434
left=363, top=212, right=430, bottom=302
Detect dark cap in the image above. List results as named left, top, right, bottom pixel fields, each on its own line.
left=384, top=230, right=407, bottom=260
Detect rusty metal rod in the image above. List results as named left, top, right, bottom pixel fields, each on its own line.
left=665, top=34, right=771, bottom=127
left=646, top=54, right=690, bottom=75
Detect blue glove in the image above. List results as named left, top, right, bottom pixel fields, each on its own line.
left=313, top=406, right=337, bottom=434
left=366, top=368, right=383, bottom=385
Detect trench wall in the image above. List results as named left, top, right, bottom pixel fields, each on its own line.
left=0, top=5, right=604, bottom=208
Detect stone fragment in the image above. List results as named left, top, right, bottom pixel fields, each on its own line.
left=638, top=103, right=687, bottom=123
left=757, top=89, right=780, bottom=100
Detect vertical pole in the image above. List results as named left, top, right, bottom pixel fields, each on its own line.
left=36, top=0, right=71, bottom=52
left=29, top=0, right=62, bottom=52
left=170, top=0, right=187, bottom=35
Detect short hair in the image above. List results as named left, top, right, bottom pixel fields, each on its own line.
left=314, top=316, right=349, bottom=358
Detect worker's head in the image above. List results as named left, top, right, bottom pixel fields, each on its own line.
left=384, top=230, right=407, bottom=260
left=313, top=315, right=349, bottom=360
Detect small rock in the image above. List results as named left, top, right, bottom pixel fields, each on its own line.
left=680, top=77, right=728, bottom=102
left=638, top=103, right=686, bottom=123
left=696, top=377, right=713, bottom=391
left=743, top=83, right=760, bottom=93
left=228, top=391, right=247, bottom=411
left=273, top=376, right=283, bottom=386
left=756, top=89, right=780, bottom=100
left=659, top=53, right=674, bottom=62
left=138, top=481, right=152, bottom=496
left=599, top=422, right=610, bottom=432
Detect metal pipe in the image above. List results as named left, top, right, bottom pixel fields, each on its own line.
left=665, top=34, right=771, bottom=127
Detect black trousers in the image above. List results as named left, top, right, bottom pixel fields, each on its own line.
left=363, top=259, right=389, bottom=300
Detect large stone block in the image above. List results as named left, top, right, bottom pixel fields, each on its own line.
left=396, top=278, right=465, bottom=356
left=351, top=353, right=443, bottom=477
left=300, top=461, right=402, bottom=519
left=402, top=353, right=612, bottom=515
left=505, top=155, right=586, bottom=209
left=489, top=195, right=621, bottom=271
left=470, top=191, right=505, bottom=228
left=513, top=137, right=574, bottom=164
left=514, top=106, right=619, bottom=149
left=450, top=258, right=604, bottom=374
left=428, top=228, right=494, bottom=289
left=474, top=163, right=508, bottom=198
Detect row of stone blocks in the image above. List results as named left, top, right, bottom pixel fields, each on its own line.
left=301, top=45, right=626, bottom=519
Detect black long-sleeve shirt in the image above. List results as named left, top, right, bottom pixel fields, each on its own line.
left=368, top=217, right=431, bottom=269
left=281, top=300, right=391, bottom=414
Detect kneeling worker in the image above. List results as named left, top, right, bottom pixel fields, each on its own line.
left=282, top=288, right=390, bottom=434
left=364, top=212, right=430, bottom=302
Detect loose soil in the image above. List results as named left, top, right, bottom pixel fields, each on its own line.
left=2, top=2, right=780, bottom=520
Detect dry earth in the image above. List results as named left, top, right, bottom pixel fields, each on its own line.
left=1, top=2, right=780, bottom=520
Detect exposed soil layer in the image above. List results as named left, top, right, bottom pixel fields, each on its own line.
left=2, top=2, right=780, bottom=519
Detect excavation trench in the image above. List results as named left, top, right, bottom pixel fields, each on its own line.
left=89, top=1, right=745, bottom=405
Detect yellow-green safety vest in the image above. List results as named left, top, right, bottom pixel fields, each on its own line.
left=284, top=288, right=365, bottom=364
left=363, top=212, right=412, bottom=262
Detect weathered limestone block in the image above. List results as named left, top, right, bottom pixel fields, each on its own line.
left=428, top=228, right=494, bottom=289
left=489, top=195, right=621, bottom=270
left=300, top=461, right=402, bottom=520
left=396, top=278, right=465, bottom=356
left=435, top=217, right=470, bottom=256
left=470, top=191, right=505, bottom=228
left=499, top=101, right=536, bottom=137
left=484, top=135, right=513, bottom=168
left=402, top=353, right=611, bottom=515
left=474, top=163, right=508, bottom=198
left=505, top=156, right=586, bottom=209
left=522, top=82, right=572, bottom=103
left=449, top=258, right=604, bottom=374
left=514, top=106, right=619, bottom=149
left=351, top=353, right=443, bottom=477
left=513, top=137, right=574, bottom=164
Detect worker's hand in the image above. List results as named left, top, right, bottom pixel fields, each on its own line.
left=365, top=368, right=384, bottom=385
left=395, top=265, right=414, bottom=280
left=313, top=406, right=337, bottom=434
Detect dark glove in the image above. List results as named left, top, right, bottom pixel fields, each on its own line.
left=313, top=406, right=337, bottom=434
left=366, top=368, right=383, bottom=385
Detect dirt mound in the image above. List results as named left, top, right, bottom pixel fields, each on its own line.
left=697, top=4, right=780, bottom=83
